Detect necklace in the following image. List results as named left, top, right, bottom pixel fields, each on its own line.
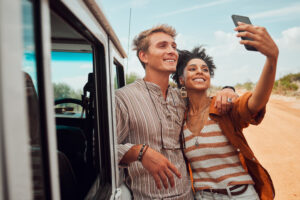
left=187, top=99, right=210, bottom=147
left=143, top=79, right=180, bottom=150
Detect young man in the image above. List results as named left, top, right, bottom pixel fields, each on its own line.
left=115, top=24, right=237, bottom=199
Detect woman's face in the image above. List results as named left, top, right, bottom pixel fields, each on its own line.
left=181, top=58, right=211, bottom=92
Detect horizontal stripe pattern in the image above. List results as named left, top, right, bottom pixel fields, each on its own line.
left=183, top=117, right=253, bottom=189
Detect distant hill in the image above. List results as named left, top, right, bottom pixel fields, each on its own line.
left=273, top=73, right=300, bottom=96
left=126, top=72, right=300, bottom=97
left=235, top=73, right=300, bottom=97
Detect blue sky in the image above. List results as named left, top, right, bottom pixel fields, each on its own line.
left=51, top=52, right=93, bottom=91
left=99, top=0, right=300, bottom=86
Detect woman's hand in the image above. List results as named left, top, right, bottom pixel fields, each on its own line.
left=235, top=22, right=279, bottom=61
left=235, top=22, right=279, bottom=114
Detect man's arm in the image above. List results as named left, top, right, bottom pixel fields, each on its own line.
left=116, top=94, right=181, bottom=190
left=235, top=22, right=278, bottom=113
left=214, top=87, right=239, bottom=114
left=120, top=145, right=181, bottom=189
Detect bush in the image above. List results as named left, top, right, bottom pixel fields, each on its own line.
left=235, top=81, right=255, bottom=91
left=273, top=73, right=300, bottom=95
left=126, top=73, right=140, bottom=84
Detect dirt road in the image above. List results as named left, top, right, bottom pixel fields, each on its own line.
left=243, top=95, right=300, bottom=200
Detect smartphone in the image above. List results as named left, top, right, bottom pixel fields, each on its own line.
left=232, top=15, right=257, bottom=51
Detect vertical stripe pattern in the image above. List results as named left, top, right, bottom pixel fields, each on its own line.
left=115, top=79, right=193, bottom=200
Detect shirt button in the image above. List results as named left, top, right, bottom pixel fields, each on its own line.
left=252, top=157, right=256, bottom=161
left=237, top=148, right=240, bottom=152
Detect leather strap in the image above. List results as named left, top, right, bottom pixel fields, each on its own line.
left=203, top=184, right=248, bottom=196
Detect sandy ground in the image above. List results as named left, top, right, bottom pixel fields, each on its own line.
left=243, top=95, right=300, bottom=200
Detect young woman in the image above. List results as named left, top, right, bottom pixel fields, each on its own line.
left=172, top=22, right=278, bottom=200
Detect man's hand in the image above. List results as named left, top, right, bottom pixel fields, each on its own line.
left=141, top=147, right=181, bottom=190
left=214, top=88, right=238, bottom=114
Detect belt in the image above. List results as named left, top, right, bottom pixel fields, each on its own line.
left=202, top=184, right=248, bottom=196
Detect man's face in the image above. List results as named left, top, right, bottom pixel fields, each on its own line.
left=140, top=32, right=178, bottom=73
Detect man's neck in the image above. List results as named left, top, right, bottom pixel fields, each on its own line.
left=144, top=69, right=170, bottom=99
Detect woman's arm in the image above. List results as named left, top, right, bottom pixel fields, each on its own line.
left=235, top=22, right=279, bottom=114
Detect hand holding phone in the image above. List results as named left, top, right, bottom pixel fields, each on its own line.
left=232, top=15, right=257, bottom=51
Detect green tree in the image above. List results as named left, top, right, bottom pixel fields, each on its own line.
left=53, top=83, right=82, bottom=99
left=235, top=81, right=255, bottom=91
left=126, top=72, right=140, bottom=84
left=273, top=73, right=300, bottom=95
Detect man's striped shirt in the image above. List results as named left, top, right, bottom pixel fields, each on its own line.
left=115, top=79, right=193, bottom=200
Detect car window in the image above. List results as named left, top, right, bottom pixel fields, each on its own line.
left=51, top=52, right=93, bottom=118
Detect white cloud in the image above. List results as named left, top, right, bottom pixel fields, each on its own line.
left=79, top=63, right=93, bottom=69
left=275, top=26, right=300, bottom=79
left=176, top=33, right=203, bottom=50
left=126, top=51, right=145, bottom=78
left=276, top=27, right=300, bottom=50
left=208, top=31, right=240, bottom=57
left=250, top=3, right=300, bottom=19
left=124, top=26, right=300, bottom=86
left=153, top=0, right=232, bottom=19
left=210, top=26, right=300, bottom=86
left=59, top=76, right=88, bottom=90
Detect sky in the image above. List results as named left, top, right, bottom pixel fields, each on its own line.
left=99, top=0, right=300, bottom=86
left=50, top=52, right=93, bottom=91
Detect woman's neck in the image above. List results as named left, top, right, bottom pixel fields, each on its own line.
left=187, top=90, right=210, bottom=114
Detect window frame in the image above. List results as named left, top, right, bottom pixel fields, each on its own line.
left=0, top=0, right=125, bottom=198
left=50, top=0, right=116, bottom=198
left=0, top=0, right=40, bottom=199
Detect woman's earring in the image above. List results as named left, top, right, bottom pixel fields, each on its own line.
left=180, top=86, right=187, bottom=98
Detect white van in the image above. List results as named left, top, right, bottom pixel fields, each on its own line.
left=0, top=0, right=130, bottom=199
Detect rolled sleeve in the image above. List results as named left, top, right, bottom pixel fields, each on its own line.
left=232, top=92, right=266, bottom=129
left=118, top=143, right=134, bottom=167
left=115, top=93, right=134, bottom=166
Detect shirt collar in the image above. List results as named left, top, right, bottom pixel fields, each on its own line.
left=137, top=78, right=170, bottom=96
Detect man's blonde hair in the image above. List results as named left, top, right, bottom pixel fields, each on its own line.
left=132, top=24, right=177, bottom=68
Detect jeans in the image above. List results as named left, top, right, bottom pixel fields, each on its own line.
left=194, top=184, right=260, bottom=200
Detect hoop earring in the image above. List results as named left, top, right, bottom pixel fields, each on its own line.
left=180, top=86, right=187, bottom=98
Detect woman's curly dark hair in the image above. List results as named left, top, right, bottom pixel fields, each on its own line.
left=172, top=46, right=216, bottom=88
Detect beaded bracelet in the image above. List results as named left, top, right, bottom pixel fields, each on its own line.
left=137, top=144, right=146, bottom=162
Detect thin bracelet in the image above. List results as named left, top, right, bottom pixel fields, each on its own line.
left=137, top=144, right=146, bottom=162
left=140, top=145, right=149, bottom=162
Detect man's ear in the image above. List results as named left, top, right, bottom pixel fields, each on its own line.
left=139, top=50, right=148, bottom=64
